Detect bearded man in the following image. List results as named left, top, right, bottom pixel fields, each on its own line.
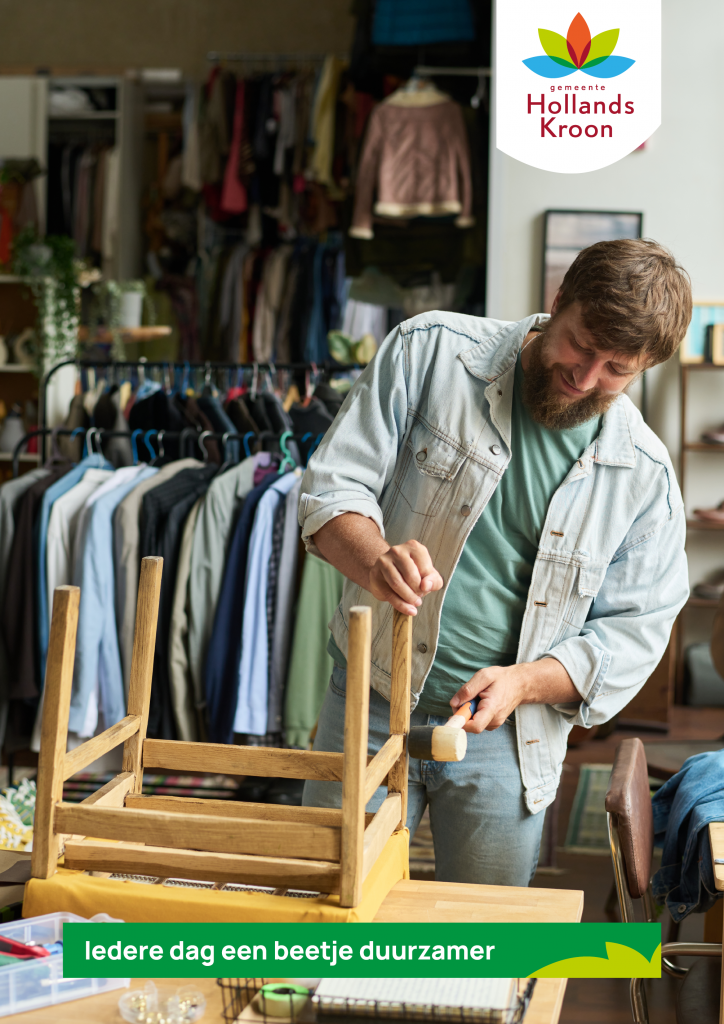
left=297, top=239, right=692, bottom=886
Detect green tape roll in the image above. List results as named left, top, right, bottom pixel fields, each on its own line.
left=260, top=983, right=310, bottom=1018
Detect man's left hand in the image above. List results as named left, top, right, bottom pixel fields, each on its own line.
left=450, top=658, right=580, bottom=732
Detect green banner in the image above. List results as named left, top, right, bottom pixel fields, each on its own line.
left=63, top=923, right=661, bottom=979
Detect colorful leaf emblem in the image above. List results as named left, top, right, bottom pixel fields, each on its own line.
left=524, top=13, right=634, bottom=79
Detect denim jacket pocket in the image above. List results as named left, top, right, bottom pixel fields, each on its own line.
left=552, top=564, right=607, bottom=645
left=395, top=419, right=466, bottom=517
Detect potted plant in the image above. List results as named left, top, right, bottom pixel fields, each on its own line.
left=88, top=279, right=155, bottom=359
left=12, top=228, right=80, bottom=374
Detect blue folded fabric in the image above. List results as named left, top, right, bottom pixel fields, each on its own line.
left=652, top=750, right=724, bottom=921
left=372, top=0, right=475, bottom=47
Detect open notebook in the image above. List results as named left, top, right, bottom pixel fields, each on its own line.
left=313, top=978, right=532, bottom=1024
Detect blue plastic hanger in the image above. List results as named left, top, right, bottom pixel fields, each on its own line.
left=143, top=430, right=157, bottom=461
left=243, top=431, right=255, bottom=459
left=130, top=429, right=143, bottom=465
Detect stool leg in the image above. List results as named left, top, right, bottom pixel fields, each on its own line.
left=31, top=586, right=80, bottom=879
left=340, top=605, right=372, bottom=908
left=122, top=556, right=163, bottom=793
left=388, top=611, right=412, bottom=830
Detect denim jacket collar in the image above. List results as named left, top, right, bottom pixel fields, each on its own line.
left=458, top=311, right=637, bottom=470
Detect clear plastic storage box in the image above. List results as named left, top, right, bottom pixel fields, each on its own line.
left=0, top=911, right=129, bottom=1017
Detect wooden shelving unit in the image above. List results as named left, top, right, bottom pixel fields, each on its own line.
left=677, top=361, right=724, bottom=699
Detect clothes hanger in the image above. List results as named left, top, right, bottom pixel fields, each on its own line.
left=149, top=430, right=165, bottom=467
left=143, top=430, right=157, bottom=462
left=198, top=430, right=212, bottom=462
left=278, top=430, right=297, bottom=473
left=307, top=432, right=324, bottom=460
left=242, top=431, right=256, bottom=459
left=179, top=426, right=198, bottom=459
left=83, top=427, right=101, bottom=459
left=130, top=428, right=143, bottom=466
left=218, top=431, right=243, bottom=473
left=300, top=431, right=313, bottom=467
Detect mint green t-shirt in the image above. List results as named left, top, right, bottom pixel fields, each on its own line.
left=416, top=356, right=601, bottom=715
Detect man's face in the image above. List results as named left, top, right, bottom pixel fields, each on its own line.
left=520, top=297, right=647, bottom=430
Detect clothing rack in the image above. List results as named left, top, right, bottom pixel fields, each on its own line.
left=12, top=427, right=323, bottom=479
left=40, top=357, right=360, bottom=436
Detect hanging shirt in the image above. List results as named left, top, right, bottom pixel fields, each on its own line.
left=233, top=470, right=301, bottom=736
left=37, top=454, right=113, bottom=683
left=285, top=556, right=345, bottom=748
left=69, top=466, right=157, bottom=737
left=187, top=456, right=258, bottom=718
left=418, top=356, right=601, bottom=715
left=45, top=468, right=114, bottom=615
left=205, top=472, right=280, bottom=744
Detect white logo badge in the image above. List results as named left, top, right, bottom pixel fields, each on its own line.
left=496, top=1, right=661, bottom=173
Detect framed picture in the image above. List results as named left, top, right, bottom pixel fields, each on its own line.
left=541, top=210, right=644, bottom=312
left=680, top=303, right=724, bottom=364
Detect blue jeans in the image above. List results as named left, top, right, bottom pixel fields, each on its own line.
left=303, top=666, right=546, bottom=886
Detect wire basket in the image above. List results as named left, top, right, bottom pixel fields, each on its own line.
left=217, top=978, right=266, bottom=1024
left=216, top=981, right=536, bottom=1024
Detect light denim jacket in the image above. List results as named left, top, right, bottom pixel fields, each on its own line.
left=299, top=312, right=688, bottom=813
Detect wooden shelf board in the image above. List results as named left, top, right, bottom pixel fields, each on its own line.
left=683, top=443, right=724, bottom=452
left=687, top=519, right=724, bottom=530
left=686, top=597, right=719, bottom=608
left=0, top=364, right=33, bottom=373
left=49, top=110, right=119, bottom=120
left=680, top=362, right=724, bottom=370
left=78, top=325, right=172, bottom=342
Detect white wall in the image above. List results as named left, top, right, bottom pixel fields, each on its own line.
left=487, top=0, right=724, bottom=589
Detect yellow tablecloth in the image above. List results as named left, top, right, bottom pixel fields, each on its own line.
left=23, top=828, right=409, bottom=923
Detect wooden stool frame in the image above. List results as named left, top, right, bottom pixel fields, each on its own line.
left=31, top=557, right=411, bottom=908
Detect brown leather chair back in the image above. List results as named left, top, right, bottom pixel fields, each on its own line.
left=604, top=737, right=653, bottom=899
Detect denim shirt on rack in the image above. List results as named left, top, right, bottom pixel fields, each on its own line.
left=298, top=311, right=689, bottom=814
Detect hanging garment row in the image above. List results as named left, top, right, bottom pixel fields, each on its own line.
left=0, top=393, right=344, bottom=760
left=52, top=360, right=356, bottom=469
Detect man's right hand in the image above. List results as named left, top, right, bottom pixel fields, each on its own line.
left=313, top=515, right=443, bottom=616
left=369, top=539, right=443, bottom=616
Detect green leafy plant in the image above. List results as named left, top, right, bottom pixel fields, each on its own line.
left=12, top=227, right=80, bottom=373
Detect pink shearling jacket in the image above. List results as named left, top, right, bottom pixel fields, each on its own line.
left=350, top=94, right=475, bottom=239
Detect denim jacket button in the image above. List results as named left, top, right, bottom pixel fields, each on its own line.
left=416, top=450, right=427, bottom=463
left=417, top=642, right=428, bottom=653
left=461, top=504, right=472, bottom=516
left=677, top=904, right=687, bottom=914
left=490, top=444, right=501, bottom=456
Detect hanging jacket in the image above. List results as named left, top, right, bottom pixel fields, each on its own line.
left=350, top=92, right=474, bottom=240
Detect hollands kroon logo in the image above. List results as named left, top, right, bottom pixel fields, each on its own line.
left=523, top=13, right=635, bottom=80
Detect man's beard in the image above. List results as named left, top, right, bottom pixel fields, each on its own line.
left=521, top=334, right=618, bottom=430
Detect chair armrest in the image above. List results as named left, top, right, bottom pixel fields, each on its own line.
left=662, top=941, right=722, bottom=979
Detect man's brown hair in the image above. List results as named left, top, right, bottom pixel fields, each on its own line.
left=555, top=238, right=692, bottom=365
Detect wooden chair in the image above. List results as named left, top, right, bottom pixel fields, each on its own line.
left=605, top=737, right=722, bottom=1024
left=31, top=556, right=411, bottom=908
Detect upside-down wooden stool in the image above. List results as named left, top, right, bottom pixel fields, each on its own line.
left=28, top=557, right=410, bottom=917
